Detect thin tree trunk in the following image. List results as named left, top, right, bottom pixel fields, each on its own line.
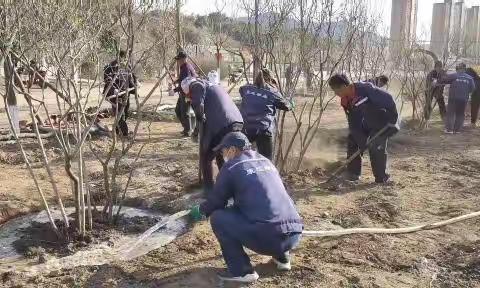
left=27, top=102, right=70, bottom=227
left=253, top=0, right=260, bottom=80
left=77, top=108, right=86, bottom=236
left=83, top=159, right=93, bottom=230
left=3, top=97, right=60, bottom=236
left=7, top=54, right=70, bottom=228
left=175, top=0, right=182, bottom=53
left=4, top=54, right=19, bottom=134
left=65, top=157, right=81, bottom=230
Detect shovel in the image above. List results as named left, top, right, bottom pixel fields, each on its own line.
left=197, top=120, right=204, bottom=184
left=187, top=105, right=196, bottom=136
left=323, top=125, right=390, bottom=184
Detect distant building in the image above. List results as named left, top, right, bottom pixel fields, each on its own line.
left=390, top=0, right=418, bottom=55
left=451, top=0, right=466, bottom=55
left=430, top=0, right=466, bottom=60
left=464, top=6, right=480, bottom=57
left=430, top=1, right=480, bottom=60
left=431, top=2, right=449, bottom=58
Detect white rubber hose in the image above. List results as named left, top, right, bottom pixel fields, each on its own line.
left=303, top=210, right=480, bottom=237
left=121, top=209, right=480, bottom=258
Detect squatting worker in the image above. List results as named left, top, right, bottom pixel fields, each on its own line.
left=189, top=132, right=303, bottom=284
left=174, top=51, right=198, bottom=136
left=439, top=63, right=475, bottom=134
left=328, top=74, right=399, bottom=183
left=103, top=50, right=138, bottom=137
left=239, top=69, right=292, bottom=160
left=180, top=77, right=243, bottom=191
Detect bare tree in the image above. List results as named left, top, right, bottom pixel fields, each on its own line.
left=0, top=0, right=176, bottom=238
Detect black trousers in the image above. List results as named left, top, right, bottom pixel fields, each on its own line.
left=425, top=90, right=446, bottom=121
left=201, top=123, right=243, bottom=189
left=347, top=132, right=389, bottom=182
left=246, top=132, right=274, bottom=160
left=113, top=98, right=129, bottom=137
left=471, top=94, right=480, bottom=124
left=175, top=93, right=191, bottom=133
left=436, top=94, right=447, bottom=120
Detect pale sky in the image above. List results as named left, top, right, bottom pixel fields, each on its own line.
left=182, top=0, right=480, bottom=41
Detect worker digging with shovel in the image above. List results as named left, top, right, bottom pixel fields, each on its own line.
left=189, top=131, right=303, bottom=284
left=328, top=74, right=399, bottom=184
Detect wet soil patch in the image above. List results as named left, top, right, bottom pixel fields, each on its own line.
left=11, top=211, right=162, bottom=259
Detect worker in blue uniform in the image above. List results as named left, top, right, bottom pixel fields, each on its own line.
left=328, top=74, right=399, bottom=183
left=189, top=131, right=303, bottom=283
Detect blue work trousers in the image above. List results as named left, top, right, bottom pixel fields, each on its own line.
left=445, top=97, right=468, bottom=132
left=210, top=208, right=301, bottom=276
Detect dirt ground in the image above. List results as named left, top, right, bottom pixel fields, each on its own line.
left=1, top=83, right=480, bottom=287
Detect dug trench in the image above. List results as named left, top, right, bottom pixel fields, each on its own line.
left=2, top=115, right=480, bottom=287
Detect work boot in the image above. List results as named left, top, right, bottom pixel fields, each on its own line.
left=375, top=174, right=392, bottom=184
left=272, top=252, right=291, bottom=271
left=217, top=270, right=259, bottom=283
left=191, top=131, right=199, bottom=143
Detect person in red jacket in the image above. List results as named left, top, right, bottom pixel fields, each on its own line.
left=328, top=74, right=399, bottom=183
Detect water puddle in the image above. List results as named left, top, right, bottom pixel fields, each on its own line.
left=0, top=206, right=188, bottom=276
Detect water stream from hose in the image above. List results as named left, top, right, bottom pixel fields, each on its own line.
left=0, top=206, right=188, bottom=276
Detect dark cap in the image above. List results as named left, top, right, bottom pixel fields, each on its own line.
left=213, top=132, right=251, bottom=152
left=175, top=51, right=188, bottom=60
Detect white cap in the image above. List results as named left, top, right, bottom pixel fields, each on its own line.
left=181, top=76, right=197, bottom=94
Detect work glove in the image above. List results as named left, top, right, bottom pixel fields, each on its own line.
left=384, top=122, right=400, bottom=138
left=289, top=98, right=296, bottom=110
left=189, top=205, right=205, bottom=222
left=376, top=108, right=400, bottom=137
